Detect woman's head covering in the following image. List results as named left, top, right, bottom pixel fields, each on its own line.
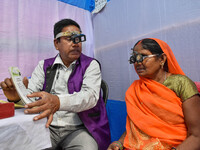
left=124, top=38, right=187, bottom=149
left=149, top=38, right=185, bottom=75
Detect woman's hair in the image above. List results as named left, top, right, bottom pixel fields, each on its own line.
left=134, top=38, right=163, bottom=55
left=134, top=38, right=168, bottom=71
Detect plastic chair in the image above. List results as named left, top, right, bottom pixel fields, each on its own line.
left=101, top=79, right=109, bottom=105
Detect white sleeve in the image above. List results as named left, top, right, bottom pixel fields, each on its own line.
left=27, top=60, right=45, bottom=93
left=58, top=60, right=102, bottom=112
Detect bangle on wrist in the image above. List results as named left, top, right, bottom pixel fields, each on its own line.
left=113, top=141, right=123, bottom=150
left=7, top=99, right=21, bottom=103
left=171, top=147, right=176, bottom=150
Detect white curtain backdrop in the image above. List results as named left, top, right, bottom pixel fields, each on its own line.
left=1, top=0, right=200, bottom=102
left=0, top=0, right=94, bottom=99
left=93, top=0, right=200, bottom=101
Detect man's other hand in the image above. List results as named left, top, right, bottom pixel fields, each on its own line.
left=24, top=91, right=60, bottom=128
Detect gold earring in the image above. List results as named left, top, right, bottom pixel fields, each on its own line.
left=161, top=62, right=164, bottom=69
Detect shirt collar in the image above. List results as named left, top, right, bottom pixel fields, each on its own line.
left=52, top=54, right=77, bottom=69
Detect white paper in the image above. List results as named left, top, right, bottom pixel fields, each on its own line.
left=9, top=67, right=34, bottom=105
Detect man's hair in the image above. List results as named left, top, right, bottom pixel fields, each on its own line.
left=53, top=19, right=81, bottom=38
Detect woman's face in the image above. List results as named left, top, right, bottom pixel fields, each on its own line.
left=133, top=43, right=162, bottom=79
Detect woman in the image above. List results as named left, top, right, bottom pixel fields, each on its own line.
left=107, top=38, right=200, bottom=150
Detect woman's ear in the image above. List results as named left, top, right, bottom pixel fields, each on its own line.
left=159, top=53, right=168, bottom=70
left=160, top=53, right=167, bottom=64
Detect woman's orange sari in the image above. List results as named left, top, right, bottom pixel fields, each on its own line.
left=124, top=38, right=187, bottom=149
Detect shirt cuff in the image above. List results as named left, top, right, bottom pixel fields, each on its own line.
left=57, top=94, right=71, bottom=111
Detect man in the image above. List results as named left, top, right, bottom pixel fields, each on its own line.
left=0, top=19, right=110, bottom=150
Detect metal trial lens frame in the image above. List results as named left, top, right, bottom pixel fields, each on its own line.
left=71, top=34, right=86, bottom=44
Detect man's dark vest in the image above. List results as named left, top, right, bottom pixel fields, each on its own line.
left=42, top=54, right=111, bottom=150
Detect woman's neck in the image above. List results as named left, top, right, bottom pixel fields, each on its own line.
left=152, top=70, right=170, bottom=84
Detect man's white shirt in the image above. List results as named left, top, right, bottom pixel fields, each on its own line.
left=27, top=54, right=101, bottom=126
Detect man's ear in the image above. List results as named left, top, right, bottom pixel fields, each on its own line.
left=54, top=39, right=59, bottom=50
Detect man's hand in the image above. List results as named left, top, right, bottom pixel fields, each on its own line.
left=24, top=91, right=60, bottom=128
left=0, top=77, right=28, bottom=101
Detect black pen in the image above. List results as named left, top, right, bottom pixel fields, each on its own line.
left=56, top=70, right=60, bottom=80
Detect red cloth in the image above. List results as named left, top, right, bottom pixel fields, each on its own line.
left=0, top=103, right=15, bottom=119
left=195, top=82, right=200, bottom=93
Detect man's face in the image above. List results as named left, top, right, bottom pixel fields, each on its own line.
left=54, top=25, right=82, bottom=67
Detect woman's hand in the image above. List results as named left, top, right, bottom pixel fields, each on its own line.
left=24, top=91, right=60, bottom=128
left=107, top=141, right=123, bottom=150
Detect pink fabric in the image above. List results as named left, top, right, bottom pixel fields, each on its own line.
left=195, top=82, right=200, bottom=93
